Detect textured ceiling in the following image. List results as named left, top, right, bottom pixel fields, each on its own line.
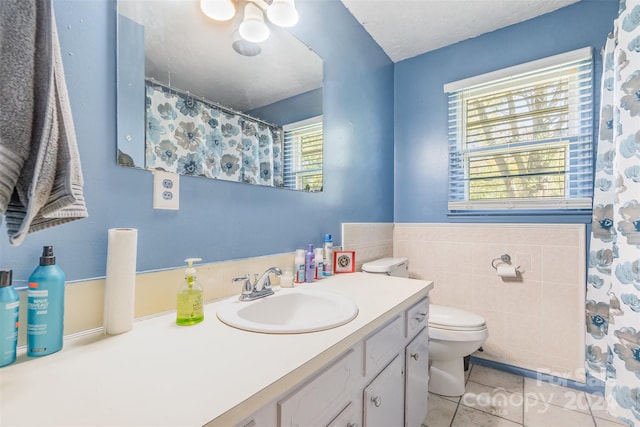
left=340, top=0, right=580, bottom=62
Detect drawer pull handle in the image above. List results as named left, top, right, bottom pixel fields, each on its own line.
left=346, top=423, right=359, bottom=427
left=414, top=312, right=427, bottom=322
left=371, top=396, right=382, bottom=407
left=411, top=353, right=419, bottom=360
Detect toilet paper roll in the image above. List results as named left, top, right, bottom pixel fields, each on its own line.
left=497, top=265, right=518, bottom=278
left=103, top=228, right=138, bottom=335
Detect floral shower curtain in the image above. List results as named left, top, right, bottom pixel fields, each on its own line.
left=144, top=81, right=283, bottom=187
left=587, top=0, right=640, bottom=424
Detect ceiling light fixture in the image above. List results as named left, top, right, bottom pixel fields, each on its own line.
left=201, top=0, right=299, bottom=46
left=200, top=0, right=236, bottom=21
left=266, top=0, right=298, bottom=27
left=239, top=2, right=270, bottom=43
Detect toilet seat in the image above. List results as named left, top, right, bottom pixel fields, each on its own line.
left=429, top=304, right=486, bottom=330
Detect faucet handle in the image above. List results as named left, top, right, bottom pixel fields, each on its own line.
left=233, top=274, right=253, bottom=296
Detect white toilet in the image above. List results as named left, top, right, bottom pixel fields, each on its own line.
left=428, top=304, right=488, bottom=396
left=362, top=257, right=489, bottom=397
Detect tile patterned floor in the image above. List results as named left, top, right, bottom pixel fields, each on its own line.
left=422, top=364, right=628, bottom=427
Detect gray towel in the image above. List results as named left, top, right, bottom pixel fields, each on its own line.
left=1, top=0, right=88, bottom=246
left=0, top=0, right=37, bottom=216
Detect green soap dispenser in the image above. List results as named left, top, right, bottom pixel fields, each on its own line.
left=176, top=258, right=204, bottom=326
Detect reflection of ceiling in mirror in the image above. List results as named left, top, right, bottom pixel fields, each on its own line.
left=117, top=0, right=322, bottom=112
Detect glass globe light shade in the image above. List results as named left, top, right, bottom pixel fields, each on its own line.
left=267, top=0, right=299, bottom=27
left=200, top=0, right=236, bottom=21
left=239, top=3, right=270, bottom=43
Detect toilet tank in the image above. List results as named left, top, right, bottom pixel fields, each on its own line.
left=361, top=258, right=409, bottom=277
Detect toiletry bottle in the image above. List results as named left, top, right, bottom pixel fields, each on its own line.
left=176, top=258, right=204, bottom=326
left=305, top=244, right=315, bottom=283
left=27, top=246, right=65, bottom=357
left=0, top=270, right=19, bottom=367
left=294, top=249, right=306, bottom=283
left=323, top=234, right=333, bottom=276
left=314, top=248, right=324, bottom=280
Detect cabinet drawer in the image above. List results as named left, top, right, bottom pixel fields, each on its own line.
left=406, top=298, right=429, bottom=338
left=327, top=401, right=358, bottom=427
left=364, top=315, right=403, bottom=377
left=278, top=349, right=359, bottom=426
left=236, top=402, right=276, bottom=427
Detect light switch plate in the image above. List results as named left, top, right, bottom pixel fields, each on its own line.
left=153, top=171, right=179, bottom=210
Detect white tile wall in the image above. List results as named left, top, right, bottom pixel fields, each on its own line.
left=393, top=223, right=586, bottom=383
left=341, top=223, right=394, bottom=271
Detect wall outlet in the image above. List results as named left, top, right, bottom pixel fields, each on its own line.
left=153, top=171, right=179, bottom=210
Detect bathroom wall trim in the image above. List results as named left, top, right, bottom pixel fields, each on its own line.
left=445, top=211, right=592, bottom=224
left=470, top=357, right=605, bottom=394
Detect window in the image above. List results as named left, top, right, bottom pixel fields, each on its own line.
left=283, top=116, right=323, bottom=192
left=445, top=48, right=593, bottom=212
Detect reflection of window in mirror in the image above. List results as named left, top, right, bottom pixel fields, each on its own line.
left=283, top=116, right=323, bottom=192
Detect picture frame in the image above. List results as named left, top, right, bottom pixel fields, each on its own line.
left=333, top=250, right=356, bottom=273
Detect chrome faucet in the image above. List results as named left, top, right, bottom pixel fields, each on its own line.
left=233, top=266, right=283, bottom=301
left=255, top=266, right=283, bottom=291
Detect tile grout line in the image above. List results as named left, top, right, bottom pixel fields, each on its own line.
left=585, top=394, right=598, bottom=427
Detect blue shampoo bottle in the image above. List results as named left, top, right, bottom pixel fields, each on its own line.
left=0, top=270, right=19, bottom=367
left=27, top=246, right=65, bottom=357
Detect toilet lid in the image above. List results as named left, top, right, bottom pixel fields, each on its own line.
left=361, top=257, right=408, bottom=273
left=429, top=304, right=486, bottom=329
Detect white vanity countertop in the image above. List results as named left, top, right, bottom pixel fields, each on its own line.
left=0, top=273, right=432, bottom=427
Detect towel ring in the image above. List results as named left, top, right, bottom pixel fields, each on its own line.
left=491, top=254, right=511, bottom=270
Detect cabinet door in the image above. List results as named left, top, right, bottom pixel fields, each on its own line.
left=363, top=355, right=404, bottom=427
left=405, top=328, right=429, bottom=427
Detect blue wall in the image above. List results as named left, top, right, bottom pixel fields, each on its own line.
left=0, top=0, right=621, bottom=285
left=0, top=0, right=394, bottom=285
left=248, top=88, right=323, bottom=127
left=393, top=0, right=619, bottom=223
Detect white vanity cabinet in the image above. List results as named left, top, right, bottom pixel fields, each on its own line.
left=363, top=355, right=405, bottom=427
left=241, top=296, right=430, bottom=427
left=405, top=328, right=429, bottom=427
left=278, top=347, right=362, bottom=426
left=237, top=403, right=276, bottom=427
left=327, top=402, right=359, bottom=427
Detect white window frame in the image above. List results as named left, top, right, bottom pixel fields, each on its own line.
left=445, top=47, right=594, bottom=212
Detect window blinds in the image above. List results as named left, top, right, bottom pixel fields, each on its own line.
left=446, top=47, right=594, bottom=211
left=283, top=117, right=323, bottom=192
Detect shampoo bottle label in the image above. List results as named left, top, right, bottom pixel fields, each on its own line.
left=27, top=288, right=50, bottom=344
left=0, top=301, right=19, bottom=366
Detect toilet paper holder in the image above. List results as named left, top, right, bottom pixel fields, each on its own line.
left=491, top=254, right=520, bottom=271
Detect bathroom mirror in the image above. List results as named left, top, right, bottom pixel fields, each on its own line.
left=116, top=0, right=323, bottom=189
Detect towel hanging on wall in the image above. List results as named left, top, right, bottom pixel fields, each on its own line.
left=0, top=0, right=88, bottom=246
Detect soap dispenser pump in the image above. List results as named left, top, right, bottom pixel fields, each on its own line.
left=176, top=258, right=204, bottom=326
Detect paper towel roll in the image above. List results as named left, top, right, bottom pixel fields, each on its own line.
left=104, top=228, right=138, bottom=335
left=497, top=265, right=518, bottom=278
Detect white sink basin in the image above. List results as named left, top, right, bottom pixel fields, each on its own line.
left=216, top=287, right=359, bottom=334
